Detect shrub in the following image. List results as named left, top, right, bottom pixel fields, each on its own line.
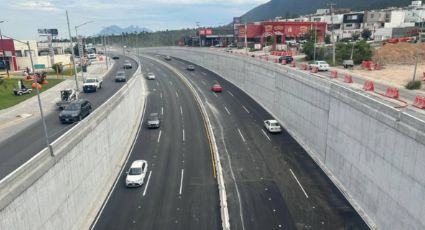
left=405, top=80, right=422, bottom=90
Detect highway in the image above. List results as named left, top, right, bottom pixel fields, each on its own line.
left=92, top=56, right=220, bottom=229
left=156, top=54, right=369, bottom=230
left=0, top=54, right=138, bottom=179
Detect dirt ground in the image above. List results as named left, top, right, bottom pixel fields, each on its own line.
left=336, top=63, right=425, bottom=89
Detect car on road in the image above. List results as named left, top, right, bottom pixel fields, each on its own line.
left=59, top=99, right=92, bottom=123
left=146, top=113, right=160, bottom=128
left=115, top=70, right=127, bottom=82
left=146, top=72, right=156, bottom=80
left=211, top=84, right=222, bottom=92
left=308, top=61, right=330, bottom=71
left=187, top=65, right=195, bottom=71
left=264, top=120, right=282, bottom=133
left=278, top=55, right=294, bottom=64
left=125, top=160, right=148, bottom=187
left=123, top=60, right=132, bottom=69
left=87, top=53, right=96, bottom=59
left=343, top=59, right=354, bottom=69
left=83, top=77, right=102, bottom=93
left=112, top=56, right=119, bottom=60
left=164, top=56, right=172, bottom=61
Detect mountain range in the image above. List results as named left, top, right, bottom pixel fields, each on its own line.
left=241, top=0, right=413, bottom=23
left=97, top=25, right=152, bottom=35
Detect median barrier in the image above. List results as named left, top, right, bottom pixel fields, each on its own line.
left=281, top=59, right=286, bottom=65
left=344, top=74, right=353, bottom=83
left=311, top=66, right=318, bottom=73
left=300, top=63, right=308, bottom=70
left=363, top=80, right=375, bottom=91
left=413, top=96, right=425, bottom=109
left=274, top=58, right=278, bottom=63
left=385, top=87, right=400, bottom=99
left=291, top=61, right=296, bottom=67
left=330, top=70, right=338, bottom=78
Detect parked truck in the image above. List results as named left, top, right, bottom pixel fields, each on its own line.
left=82, top=77, right=102, bottom=93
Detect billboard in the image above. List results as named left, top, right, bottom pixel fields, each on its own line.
left=38, top=28, right=59, bottom=36
left=199, top=29, right=213, bottom=36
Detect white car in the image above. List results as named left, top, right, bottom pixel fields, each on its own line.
left=125, top=160, right=148, bottom=187
left=264, top=120, right=282, bottom=133
left=308, top=61, right=330, bottom=71
left=147, top=72, right=155, bottom=80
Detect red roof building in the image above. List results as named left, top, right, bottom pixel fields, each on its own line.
left=0, top=38, right=18, bottom=72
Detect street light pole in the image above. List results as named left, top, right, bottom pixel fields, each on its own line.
left=66, top=11, right=80, bottom=92
left=1, top=33, right=53, bottom=156
left=313, top=22, right=317, bottom=62
left=75, top=20, right=94, bottom=82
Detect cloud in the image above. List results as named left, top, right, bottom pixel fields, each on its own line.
left=12, top=0, right=60, bottom=11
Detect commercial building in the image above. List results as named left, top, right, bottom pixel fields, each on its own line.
left=237, top=21, right=327, bottom=50
left=0, top=39, right=17, bottom=72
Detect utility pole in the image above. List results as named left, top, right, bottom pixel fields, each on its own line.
left=328, top=3, right=336, bottom=65
left=313, top=22, right=317, bottom=62
left=66, top=11, right=80, bottom=92
left=244, top=23, right=248, bottom=54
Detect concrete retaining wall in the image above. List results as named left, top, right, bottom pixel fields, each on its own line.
left=144, top=47, right=425, bottom=230
left=0, top=64, right=145, bottom=229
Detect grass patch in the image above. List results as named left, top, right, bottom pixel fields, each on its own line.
left=405, top=80, right=422, bottom=90
left=0, top=78, right=63, bottom=110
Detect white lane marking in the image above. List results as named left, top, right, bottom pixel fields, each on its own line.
left=169, top=81, right=173, bottom=85
left=213, top=93, right=218, bottom=98
left=261, top=129, right=271, bottom=142
left=160, top=93, right=163, bottom=99
left=143, top=171, right=152, bottom=196
left=175, top=91, right=179, bottom=97
left=201, top=80, right=206, bottom=86
left=182, top=129, right=185, bottom=142
left=242, top=105, right=250, bottom=114
left=156, top=82, right=159, bottom=86
left=224, top=106, right=231, bottom=115
left=214, top=80, right=219, bottom=84
left=290, top=169, right=309, bottom=199
left=161, top=107, right=164, bottom=115
left=228, top=91, right=234, bottom=97
left=201, top=71, right=207, bottom=76
left=237, top=128, right=246, bottom=143
left=180, top=106, right=183, bottom=115
left=179, top=169, right=184, bottom=195
left=157, top=130, right=162, bottom=143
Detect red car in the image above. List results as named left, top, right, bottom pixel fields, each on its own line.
left=211, top=84, right=222, bottom=92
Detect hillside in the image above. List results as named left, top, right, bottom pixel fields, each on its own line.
left=97, top=25, right=151, bottom=35
left=242, top=0, right=412, bottom=22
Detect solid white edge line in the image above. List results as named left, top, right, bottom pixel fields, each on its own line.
left=157, top=130, right=162, bottom=143
left=227, top=91, right=234, bottom=97
left=261, top=129, right=271, bottom=142
left=242, top=105, right=250, bottom=114
left=290, top=169, right=309, bottom=199
left=224, top=106, right=231, bottom=115
left=143, top=171, right=152, bottom=196
left=237, top=128, right=246, bottom=143
left=179, top=169, right=184, bottom=195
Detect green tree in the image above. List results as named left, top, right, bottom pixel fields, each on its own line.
left=325, top=35, right=331, bottom=44
left=361, top=28, right=372, bottom=40
left=352, top=32, right=361, bottom=41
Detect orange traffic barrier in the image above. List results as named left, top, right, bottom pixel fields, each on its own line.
left=330, top=70, right=338, bottom=78
left=300, top=63, right=308, bottom=70
left=311, top=67, right=318, bottom=73
left=291, top=61, right=296, bottom=67
left=385, top=87, right=399, bottom=99
left=281, top=59, right=286, bottom=65
left=363, top=80, right=375, bottom=91
left=423, top=72, right=425, bottom=81
left=344, top=74, right=353, bottom=83
left=413, top=96, right=425, bottom=109
left=265, top=56, right=269, bottom=61
left=274, top=58, right=278, bottom=63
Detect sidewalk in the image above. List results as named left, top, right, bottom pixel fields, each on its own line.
left=0, top=58, right=114, bottom=143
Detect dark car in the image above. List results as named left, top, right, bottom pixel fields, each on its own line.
left=278, top=56, right=294, bottom=64
left=164, top=56, right=172, bottom=61
left=146, top=113, right=160, bottom=128
left=187, top=65, right=195, bottom=71
left=112, top=56, right=119, bottom=60
left=123, top=60, right=132, bottom=69
left=115, top=70, right=127, bottom=82
left=59, top=99, right=92, bottom=124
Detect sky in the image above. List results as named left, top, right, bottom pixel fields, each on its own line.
left=0, top=0, right=269, bottom=40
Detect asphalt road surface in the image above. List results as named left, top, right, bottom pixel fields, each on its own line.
left=157, top=54, right=369, bottom=230
left=91, top=55, right=220, bottom=230
left=0, top=54, right=138, bottom=179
